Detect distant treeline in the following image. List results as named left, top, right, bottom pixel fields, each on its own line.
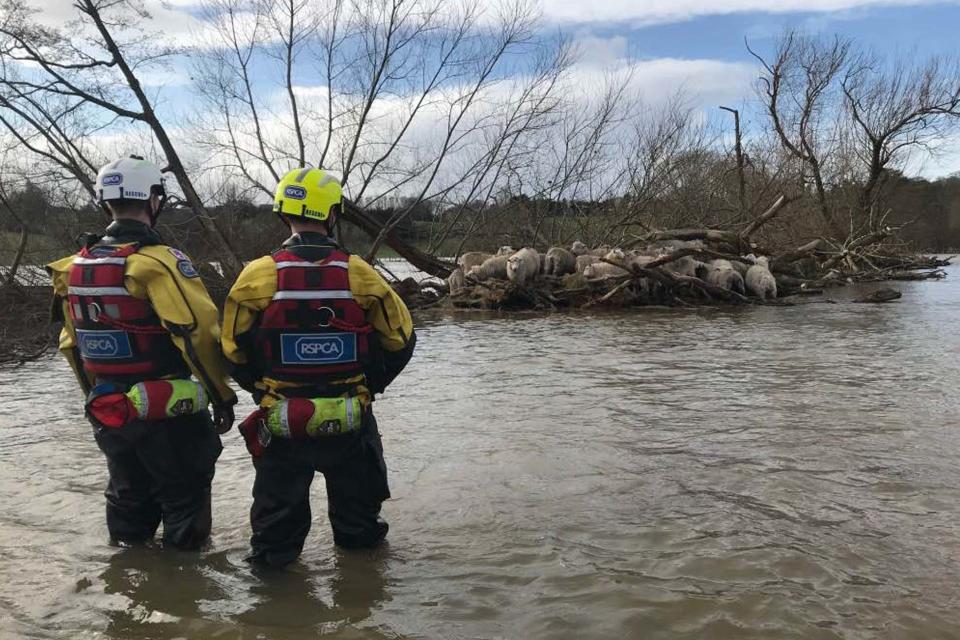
left=3, top=171, right=959, bottom=273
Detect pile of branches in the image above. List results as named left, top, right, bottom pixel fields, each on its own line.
left=445, top=247, right=774, bottom=311
left=390, top=196, right=950, bottom=311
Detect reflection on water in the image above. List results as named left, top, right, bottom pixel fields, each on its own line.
left=2, top=267, right=960, bottom=639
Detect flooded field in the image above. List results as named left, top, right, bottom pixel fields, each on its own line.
left=1, top=264, right=959, bottom=639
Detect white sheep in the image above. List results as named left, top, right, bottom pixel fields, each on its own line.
left=496, top=245, right=515, bottom=256
left=604, top=248, right=627, bottom=262
left=589, top=244, right=612, bottom=257
left=745, top=256, right=777, bottom=299
left=543, top=247, right=576, bottom=276
left=583, top=262, right=628, bottom=279
left=467, top=254, right=510, bottom=280
left=570, top=240, right=589, bottom=256
left=506, top=247, right=540, bottom=285
left=663, top=255, right=701, bottom=278
left=730, top=260, right=750, bottom=277
left=446, top=267, right=466, bottom=294
left=709, top=258, right=734, bottom=271
left=458, top=251, right=491, bottom=273
left=705, top=264, right=746, bottom=295
left=575, top=254, right=602, bottom=274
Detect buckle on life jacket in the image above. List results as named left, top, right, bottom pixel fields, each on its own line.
left=85, top=379, right=208, bottom=428
left=260, top=396, right=365, bottom=439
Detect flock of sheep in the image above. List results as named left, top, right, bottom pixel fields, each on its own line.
left=447, top=241, right=779, bottom=300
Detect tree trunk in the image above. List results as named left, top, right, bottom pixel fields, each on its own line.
left=4, top=227, right=27, bottom=286
left=341, top=199, right=455, bottom=277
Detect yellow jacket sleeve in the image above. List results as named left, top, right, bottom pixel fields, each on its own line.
left=221, top=256, right=277, bottom=368
left=46, top=254, right=94, bottom=394
left=125, top=246, right=237, bottom=406
left=347, top=255, right=414, bottom=351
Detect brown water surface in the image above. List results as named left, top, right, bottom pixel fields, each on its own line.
left=1, top=267, right=959, bottom=639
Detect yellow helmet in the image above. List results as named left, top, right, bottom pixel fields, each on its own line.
left=273, top=167, right=342, bottom=221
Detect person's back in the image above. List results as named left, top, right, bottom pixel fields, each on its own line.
left=222, top=167, right=416, bottom=567
left=47, top=156, right=236, bottom=549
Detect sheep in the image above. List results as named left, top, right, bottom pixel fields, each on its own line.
left=704, top=264, right=746, bottom=295
left=589, top=244, right=612, bottom=257
left=467, top=254, right=510, bottom=280
left=745, top=256, right=777, bottom=299
left=730, top=260, right=750, bottom=277
left=543, top=247, right=576, bottom=276
left=663, top=254, right=701, bottom=278
left=446, top=267, right=466, bottom=295
left=570, top=240, right=589, bottom=256
left=583, top=262, right=628, bottom=279
left=604, top=248, right=627, bottom=262
left=457, top=251, right=491, bottom=273
left=627, top=253, right=656, bottom=270
left=506, top=247, right=540, bottom=285
left=496, top=245, right=515, bottom=256
left=575, top=254, right=603, bottom=274
left=709, top=258, right=734, bottom=271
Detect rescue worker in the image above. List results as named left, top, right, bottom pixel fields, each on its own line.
left=222, top=167, right=415, bottom=568
left=47, top=155, right=237, bottom=550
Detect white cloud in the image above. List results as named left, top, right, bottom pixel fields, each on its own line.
left=613, top=57, right=755, bottom=105
left=574, top=32, right=629, bottom=66
left=536, top=0, right=952, bottom=25
left=26, top=0, right=957, bottom=50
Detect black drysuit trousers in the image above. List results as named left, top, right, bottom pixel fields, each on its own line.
left=92, top=412, right=222, bottom=550
left=247, top=413, right=390, bottom=568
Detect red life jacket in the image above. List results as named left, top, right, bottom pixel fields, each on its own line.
left=252, top=249, right=373, bottom=386
left=67, top=244, right=188, bottom=382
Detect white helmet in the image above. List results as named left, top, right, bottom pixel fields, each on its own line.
left=96, top=155, right=167, bottom=220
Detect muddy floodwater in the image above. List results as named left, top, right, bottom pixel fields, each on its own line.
left=2, top=264, right=959, bottom=639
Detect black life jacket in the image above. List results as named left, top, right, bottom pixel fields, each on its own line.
left=252, top=248, right=373, bottom=387
left=67, top=243, right=188, bottom=382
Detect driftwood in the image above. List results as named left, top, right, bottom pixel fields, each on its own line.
left=741, top=195, right=788, bottom=239
left=771, top=239, right=822, bottom=272
left=822, top=228, right=892, bottom=271
left=624, top=195, right=789, bottom=255
left=378, top=195, right=949, bottom=311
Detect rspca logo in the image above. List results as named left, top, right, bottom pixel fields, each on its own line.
left=102, top=173, right=123, bottom=186
left=281, top=333, right=357, bottom=365
left=76, top=330, right=133, bottom=360
left=297, top=336, right=343, bottom=359
left=284, top=185, right=307, bottom=200
left=177, top=259, right=200, bottom=278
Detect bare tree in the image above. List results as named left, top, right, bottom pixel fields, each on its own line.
left=192, top=0, right=578, bottom=271
left=748, top=31, right=851, bottom=237
left=0, top=0, right=243, bottom=277
left=841, top=53, right=960, bottom=228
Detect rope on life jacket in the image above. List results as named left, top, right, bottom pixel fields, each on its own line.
left=95, top=311, right=169, bottom=335
left=327, top=317, right=375, bottom=334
